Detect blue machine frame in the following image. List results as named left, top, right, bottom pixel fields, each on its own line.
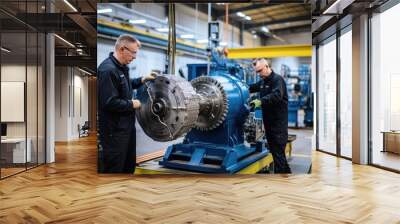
left=159, top=50, right=269, bottom=173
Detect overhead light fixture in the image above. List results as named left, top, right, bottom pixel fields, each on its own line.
left=54, top=34, right=75, bottom=48
left=236, top=12, right=245, bottom=17
left=245, top=16, right=252, bottom=21
left=180, top=34, right=194, bottom=39
left=63, top=0, right=78, bottom=12
left=216, top=3, right=225, bottom=5
left=76, top=48, right=83, bottom=52
left=98, top=8, right=112, bottom=14
left=219, top=42, right=227, bottom=46
left=1, top=47, right=11, bottom=53
left=196, top=39, right=208, bottom=44
left=251, top=30, right=256, bottom=34
left=78, top=68, right=92, bottom=76
left=129, top=19, right=146, bottom=24
left=261, top=26, right=270, bottom=33
left=253, top=35, right=258, bottom=39
left=156, top=27, right=169, bottom=32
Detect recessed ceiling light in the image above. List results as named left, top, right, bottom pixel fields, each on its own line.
left=261, top=26, right=270, bottom=33
left=236, top=12, right=245, bottom=17
left=129, top=19, right=146, bottom=24
left=98, top=8, right=112, bottom=14
left=156, top=27, right=169, bottom=32
left=180, top=34, right=194, bottom=39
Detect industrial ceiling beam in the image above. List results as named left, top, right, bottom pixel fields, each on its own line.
left=245, top=15, right=311, bottom=29
left=227, top=44, right=312, bottom=59
left=218, top=2, right=303, bottom=16
left=271, top=24, right=311, bottom=34
left=221, top=3, right=270, bottom=16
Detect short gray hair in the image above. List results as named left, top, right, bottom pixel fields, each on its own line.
left=253, top=58, right=272, bottom=67
left=115, top=34, right=141, bottom=50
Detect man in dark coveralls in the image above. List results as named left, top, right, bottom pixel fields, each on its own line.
left=249, top=58, right=291, bottom=174
left=97, top=34, right=156, bottom=173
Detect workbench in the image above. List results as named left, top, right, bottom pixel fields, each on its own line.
left=134, top=135, right=296, bottom=174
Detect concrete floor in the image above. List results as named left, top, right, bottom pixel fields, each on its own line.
left=287, top=128, right=313, bottom=174
left=289, top=128, right=313, bottom=156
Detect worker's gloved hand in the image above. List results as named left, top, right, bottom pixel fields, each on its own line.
left=141, top=72, right=158, bottom=83
left=250, top=99, right=261, bottom=109
left=132, top=99, right=141, bottom=109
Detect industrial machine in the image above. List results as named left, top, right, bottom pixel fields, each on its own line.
left=281, top=64, right=313, bottom=127
left=136, top=57, right=268, bottom=173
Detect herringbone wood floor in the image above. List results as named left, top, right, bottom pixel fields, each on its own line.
left=1, top=135, right=400, bottom=223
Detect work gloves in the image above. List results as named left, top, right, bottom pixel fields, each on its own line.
left=141, top=71, right=158, bottom=83
left=132, top=99, right=141, bottom=109
left=250, top=99, right=262, bottom=109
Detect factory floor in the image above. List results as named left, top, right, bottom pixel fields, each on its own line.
left=287, top=128, right=313, bottom=174
left=1, top=134, right=400, bottom=223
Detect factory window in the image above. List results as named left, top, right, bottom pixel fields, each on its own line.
left=317, top=35, right=337, bottom=155
left=339, top=26, right=352, bottom=159
left=370, top=2, right=400, bottom=171
left=0, top=1, right=47, bottom=179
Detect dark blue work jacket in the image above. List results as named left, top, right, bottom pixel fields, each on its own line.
left=249, top=71, right=288, bottom=145
left=97, top=52, right=142, bottom=173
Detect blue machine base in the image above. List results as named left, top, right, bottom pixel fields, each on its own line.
left=159, top=142, right=269, bottom=173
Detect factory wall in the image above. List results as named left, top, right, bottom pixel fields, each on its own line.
left=97, top=38, right=206, bottom=80
left=127, top=3, right=166, bottom=19
left=265, top=32, right=312, bottom=75
left=54, top=67, right=89, bottom=141
left=265, top=31, right=311, bottom=46
left=271, top=57, right=311, bottom=76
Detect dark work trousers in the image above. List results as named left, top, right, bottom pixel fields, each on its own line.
left=98, top=126, right=136, bottom=174
left=268, top=141, right=291, bottom=174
